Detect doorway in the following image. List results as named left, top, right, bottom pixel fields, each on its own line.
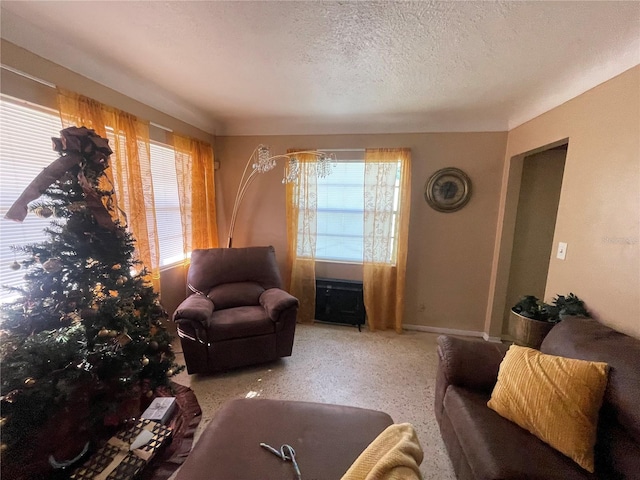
left=502, top=144, right=567, bottom=336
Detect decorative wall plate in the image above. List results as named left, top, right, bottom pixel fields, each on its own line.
left=424, top=167, right=472, bottom=212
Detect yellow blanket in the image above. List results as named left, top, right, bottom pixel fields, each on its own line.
left=340, top=423, right=424, bottom=480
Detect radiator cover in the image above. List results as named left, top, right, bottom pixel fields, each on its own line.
left=315, top=278, right=365, bottom=330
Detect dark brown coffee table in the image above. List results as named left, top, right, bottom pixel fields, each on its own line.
left=175, top=398, right=393, bottom=480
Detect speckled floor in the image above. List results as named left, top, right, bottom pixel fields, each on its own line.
left=170, top=322, right=456, bottom=480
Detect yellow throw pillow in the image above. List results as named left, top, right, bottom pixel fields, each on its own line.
left=487, top=345, right=608, bottom=473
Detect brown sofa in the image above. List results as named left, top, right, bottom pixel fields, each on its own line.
left=435, top=316, right=640, bottom=479
left=173, top=246, right=298, bottom=374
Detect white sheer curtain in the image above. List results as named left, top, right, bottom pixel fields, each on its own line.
left=363, top=148, right=411, bottom=332
left=285, top=152, right=318, bottom=323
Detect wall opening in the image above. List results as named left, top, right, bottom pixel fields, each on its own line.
left=502, top=143, right=568, bottom=336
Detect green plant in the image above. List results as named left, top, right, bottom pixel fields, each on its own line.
left=547, top=293, right=590, bottom=320
left=511, top=293, right=589, bottom=323
left=512, top=295, right=552, bottom=322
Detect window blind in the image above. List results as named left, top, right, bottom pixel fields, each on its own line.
left=149, top=142, right=185, bottom=267
left=315, top=161, right=366, bottom=262
left=0, top=98, right=64, bottom=302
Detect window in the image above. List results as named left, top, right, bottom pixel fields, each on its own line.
left=0, top=97, right=63, bottom=302
left=315, top=160, right=365, bottom=262
left=149, top=142, right=185, bottom=267
left=312, top=151, right=401, bottom=264
left=108, top=130, right=187, bottom=268
left=0, top=97, right=186, bottom=306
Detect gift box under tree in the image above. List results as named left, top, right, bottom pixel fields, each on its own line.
left=71, top=419, right=172, bottom=480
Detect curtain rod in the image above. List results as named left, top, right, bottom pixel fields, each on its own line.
left=1, top=64, right=56, bottom=88
left=322, top=148, right=366, bottom=152
left=150, top=122, right=173, bottom=132
left=1, top=63, right=173, bottom=132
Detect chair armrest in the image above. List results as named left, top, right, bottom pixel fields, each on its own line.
left=173, top=294, right=214, bottom=324
left=437, top=335, right=509, bottom=393
left=175, top=318, right=210, bottom=345
left=260, top=288, right=299, bottom=322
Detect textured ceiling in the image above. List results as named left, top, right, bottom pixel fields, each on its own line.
left=1, top=1, right=639, bottom=136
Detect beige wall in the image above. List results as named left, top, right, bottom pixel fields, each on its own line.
left=487, top=66, right=640, bottom=339
left=215, top=132, right=508, bottom=333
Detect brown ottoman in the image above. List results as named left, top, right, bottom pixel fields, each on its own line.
left=175, top=398, right=394, bottom=480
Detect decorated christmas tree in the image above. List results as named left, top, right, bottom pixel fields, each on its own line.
left=0, top=127, right=183, bottom=476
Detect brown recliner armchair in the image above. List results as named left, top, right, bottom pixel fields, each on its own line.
left=173, top=246, right=298, bottom=374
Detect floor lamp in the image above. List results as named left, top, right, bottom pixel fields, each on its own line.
left=227, top=144, right=336, bottom=248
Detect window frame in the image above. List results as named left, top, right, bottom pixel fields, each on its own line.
left=298, top=150, right=402, bottom=265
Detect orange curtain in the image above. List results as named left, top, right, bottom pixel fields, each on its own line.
left=285, top=151, right=317, bottom=324
left=363, top=148, right=411, bottom=332
left=57, top=88, right=162, bottom=291
left=174, top=134, right=219, bottom=261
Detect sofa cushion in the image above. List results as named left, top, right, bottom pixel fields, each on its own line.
left=444, top=386, right=595, bottom=480
left=436, top=336, right=509, bottom=394
left=541, top=317, right=640, bottom=478
left=487, top=345, right=608, bottom=472
left=541, top=317, right=640, bottom=444
left=188, top=246, right=283, bottom=293
left=207, top=281, right=264, bottom=309
left=205, top=306, right=274, bottom=341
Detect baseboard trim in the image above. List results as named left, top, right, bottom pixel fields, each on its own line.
left=482, top=333, right=503, bottom=343
left=403, top=324, right=503, bottom=343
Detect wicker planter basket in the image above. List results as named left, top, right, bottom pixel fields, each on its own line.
left=508, top=310, right=556, bottom=349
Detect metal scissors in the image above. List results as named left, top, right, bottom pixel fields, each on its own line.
left=260, top=442, right=302, bottom=479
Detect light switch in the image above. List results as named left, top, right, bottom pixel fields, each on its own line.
left=557, top=242, right=567, bottom=260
